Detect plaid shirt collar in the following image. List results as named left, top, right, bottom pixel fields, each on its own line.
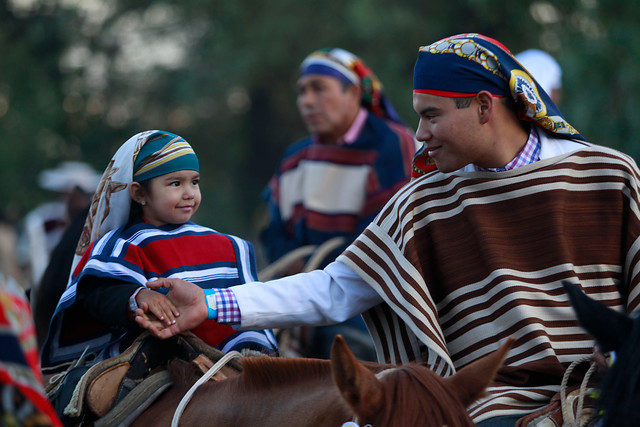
left=475, top=127, right=541, bottom=172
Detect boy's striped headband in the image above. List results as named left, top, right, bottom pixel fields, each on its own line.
left=133, top=131, right=199, bottom=182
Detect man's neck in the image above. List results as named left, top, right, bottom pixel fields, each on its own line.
left=474, top=126, right=539, bottom=172
left=315, top=108, right=367, bottom=145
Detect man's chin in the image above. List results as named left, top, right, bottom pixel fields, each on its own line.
left=304, top=123, right=322, bottom=134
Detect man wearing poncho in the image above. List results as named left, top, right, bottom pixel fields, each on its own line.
left=137, top=34, right=640, bottom=425
left=260, top=48, right=421, bottom=359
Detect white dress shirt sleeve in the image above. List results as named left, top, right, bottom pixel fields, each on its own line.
left=231, top=260, right=382, bottom=330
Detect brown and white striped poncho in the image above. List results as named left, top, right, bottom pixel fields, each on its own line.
left=338, top=141, right=640, bottom=422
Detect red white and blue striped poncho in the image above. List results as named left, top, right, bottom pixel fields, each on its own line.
left=41, top=221, right=278, bottom=372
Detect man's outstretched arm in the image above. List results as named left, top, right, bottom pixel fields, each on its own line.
left=136, top=261, right=382, bottom=337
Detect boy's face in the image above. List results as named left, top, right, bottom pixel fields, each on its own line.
left=141, top=170, right=201, bottom=227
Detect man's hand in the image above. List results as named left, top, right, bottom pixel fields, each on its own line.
left=135, top=278, right=208, bottom=339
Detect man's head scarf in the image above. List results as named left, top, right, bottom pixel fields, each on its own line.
left=411, top=33, right=584, bottom=178
left=515, top=49, right=562, bottom=96
left=300, top=48, right=404, bottom=125
left=71, top=130, right=198, bottom=275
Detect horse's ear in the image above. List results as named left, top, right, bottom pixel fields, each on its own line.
left=562, top=280, right=632, bottom=353
left=442, top=337, right=514, bottom=407
left=331, top=334, right=384, bottom=419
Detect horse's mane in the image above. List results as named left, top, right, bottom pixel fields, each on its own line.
left=167, top=357, right=336, bottom=391
left=240, top=357, right=334, bottom=389
left=373, top=364, right=476, bottom=427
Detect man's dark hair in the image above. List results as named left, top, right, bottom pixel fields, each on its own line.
left=454, top=97, right=473, bottom=109
left=454, top=95, right=518, bottom=114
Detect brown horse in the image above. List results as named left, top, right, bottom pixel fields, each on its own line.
left=132, top=335, right=514, bottom=427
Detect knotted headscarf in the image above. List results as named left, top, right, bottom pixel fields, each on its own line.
left=411, top=33, right=584, bottom=178
left=300, top=48, right=404, bottom=125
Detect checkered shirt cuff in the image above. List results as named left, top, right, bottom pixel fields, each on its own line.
left=215, top=288, right=241, bottom=325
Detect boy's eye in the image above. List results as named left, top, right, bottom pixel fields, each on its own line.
left=170, top=181, right=180, bottom=186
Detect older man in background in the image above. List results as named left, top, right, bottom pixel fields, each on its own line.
left=259, top=48, right=425, bottom=359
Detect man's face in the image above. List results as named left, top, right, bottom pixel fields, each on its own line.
left=413, top=92, right=489, bottom=172
left=296, top=74, right=361, bottom=142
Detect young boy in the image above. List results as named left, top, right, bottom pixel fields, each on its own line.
left=41, top=131, right=278, bottom=374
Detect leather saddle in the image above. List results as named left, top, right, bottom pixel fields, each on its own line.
left=63, top=331, right=242, bottom=426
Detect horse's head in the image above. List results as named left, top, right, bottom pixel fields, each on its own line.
left=563, top=280, right=640, bottom=426
left=330, top=334, right=513, bottom=427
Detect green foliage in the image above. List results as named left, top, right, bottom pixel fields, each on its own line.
left=1, top=0, right=640, bottom=257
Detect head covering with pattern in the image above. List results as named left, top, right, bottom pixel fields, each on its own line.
left=300, top=48, right=404, bottom=125
left=133, top=132, right=198, bottom=182
left=410, top=33, right=584, bottom=179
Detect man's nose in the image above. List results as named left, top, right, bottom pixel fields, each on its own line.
left=415, top=120, right=432, bottom=141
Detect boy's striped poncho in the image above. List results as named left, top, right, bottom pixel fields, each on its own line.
left=42, top=221, right=278, bottom=372
left=339, top=142, right=640, bottom=423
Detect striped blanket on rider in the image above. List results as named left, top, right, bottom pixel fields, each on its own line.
left=42, top=221, right=277, bottom=372
left=339, top=140, right=640, bottom=423
left=261, top=112, right=416, bottom=264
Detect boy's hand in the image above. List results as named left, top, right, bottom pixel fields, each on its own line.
left=136, top=288, right=180, bottom=326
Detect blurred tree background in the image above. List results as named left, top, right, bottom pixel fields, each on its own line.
left=1, top=0, right=638, bottom=268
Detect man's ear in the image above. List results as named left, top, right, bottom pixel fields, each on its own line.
left=129, top=182, right=146, bottom=204
left=475, top=90, right=495, bottom=124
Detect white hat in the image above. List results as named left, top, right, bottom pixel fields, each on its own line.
left=38, top=161, right=102, bottom=194
left=515, top=49, right=562, bottom=95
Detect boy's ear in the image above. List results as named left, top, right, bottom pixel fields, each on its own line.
left=129, top=182, right=146, bottom=204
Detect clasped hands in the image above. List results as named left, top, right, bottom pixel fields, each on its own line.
left=135, top=277, right=209, bottom=339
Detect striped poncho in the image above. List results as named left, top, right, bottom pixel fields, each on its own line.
left=260, top=112, right=416, bottom=264
left=339, top=140, right=640, bottom=422
left=42, top=221, right=278, bottom=372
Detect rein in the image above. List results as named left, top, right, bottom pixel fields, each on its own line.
left=171, top=350, right=243, bottom=427
left=560, top=353, right=598, bottom=427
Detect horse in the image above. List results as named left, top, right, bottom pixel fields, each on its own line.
left=131, top=334, right=514, bottom=427
left=563, top=280, right=640, bottom=427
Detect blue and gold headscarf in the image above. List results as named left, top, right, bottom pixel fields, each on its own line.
left=133, top=131, right=199, bottom=182
left=410, top=33, right=584, bottom=178
left=413, top=33, right=583, bottom=140
left=300, top=48, right=404, bottom=125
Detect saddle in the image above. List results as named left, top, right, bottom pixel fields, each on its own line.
left=61, top=331, right=242, bottom=426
